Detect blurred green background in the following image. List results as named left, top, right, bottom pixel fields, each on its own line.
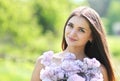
left=0, top=0, right=120, bottom=81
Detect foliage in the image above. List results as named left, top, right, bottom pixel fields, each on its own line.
left=107, top=36, right=120, bottom=59
left=106, top=0, right=120, bottom=34
left=0, top=59, right=33, bottom=81
left=88, top=0, right=111, bottom=17
left=0, top=0, right=120, bottom=81
left=0, top=0, right=79, bottom=59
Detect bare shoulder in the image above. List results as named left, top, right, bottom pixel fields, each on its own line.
left=35, top=55, right=45, bottom=70
left=31, top=55, right=43, bottom=81
left=100, top=64, right=108, bottom=81
left=36, top=55, right=43, bottom=64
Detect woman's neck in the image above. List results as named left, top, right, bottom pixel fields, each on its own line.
left=64, top=46, right=87, bottom=60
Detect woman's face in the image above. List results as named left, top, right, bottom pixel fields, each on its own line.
left=65, top=16, right=92, bottom=47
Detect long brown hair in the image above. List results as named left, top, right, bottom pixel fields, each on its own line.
left=62, top=7, right=116, bottom=81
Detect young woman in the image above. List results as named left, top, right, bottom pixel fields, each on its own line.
left=31, top=6, right=116, bottom=81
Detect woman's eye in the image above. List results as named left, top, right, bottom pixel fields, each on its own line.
left=79, top=29, right=85, bottom=33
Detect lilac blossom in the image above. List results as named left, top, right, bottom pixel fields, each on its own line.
left=41, top=51, right=54, bottom=66
left=67, top=74, right=85, bottom=81
left=40, top=51, right=103, bottom=81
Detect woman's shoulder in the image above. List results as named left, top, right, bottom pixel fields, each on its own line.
left=100, top=64, right=107, bottom=75
left=100, top=64, right=108, bottom=81
left=100, top=64, right=106, bottom=71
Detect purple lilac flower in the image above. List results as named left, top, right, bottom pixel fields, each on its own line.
left=41, top=51, right=54, bottom=66
left=40, top=52, right=103, bottom=81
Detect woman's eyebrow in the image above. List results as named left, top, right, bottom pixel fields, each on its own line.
left=68, top=22, right=88, bottom=31
left=78, top=27, right=85, bottom=29
left=68, top=22, right=74, bottom=26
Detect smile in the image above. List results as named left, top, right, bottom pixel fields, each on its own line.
left=68, top=36, right=77, bottom=41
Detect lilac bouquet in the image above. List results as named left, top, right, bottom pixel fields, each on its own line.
left=40, top=51, right=103, bottom=81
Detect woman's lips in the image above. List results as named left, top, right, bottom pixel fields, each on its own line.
left=68, top=37, right=77, bottom=41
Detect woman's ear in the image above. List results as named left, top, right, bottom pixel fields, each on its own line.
left=89, top=39, right=92, bottom=43
left=89, top=35, right=93, bottom=43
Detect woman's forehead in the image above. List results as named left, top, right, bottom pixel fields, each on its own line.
left=68, top=16, right=90, bottom=29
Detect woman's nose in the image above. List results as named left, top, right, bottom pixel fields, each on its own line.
left=69, top=29, right=77, bottom=36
